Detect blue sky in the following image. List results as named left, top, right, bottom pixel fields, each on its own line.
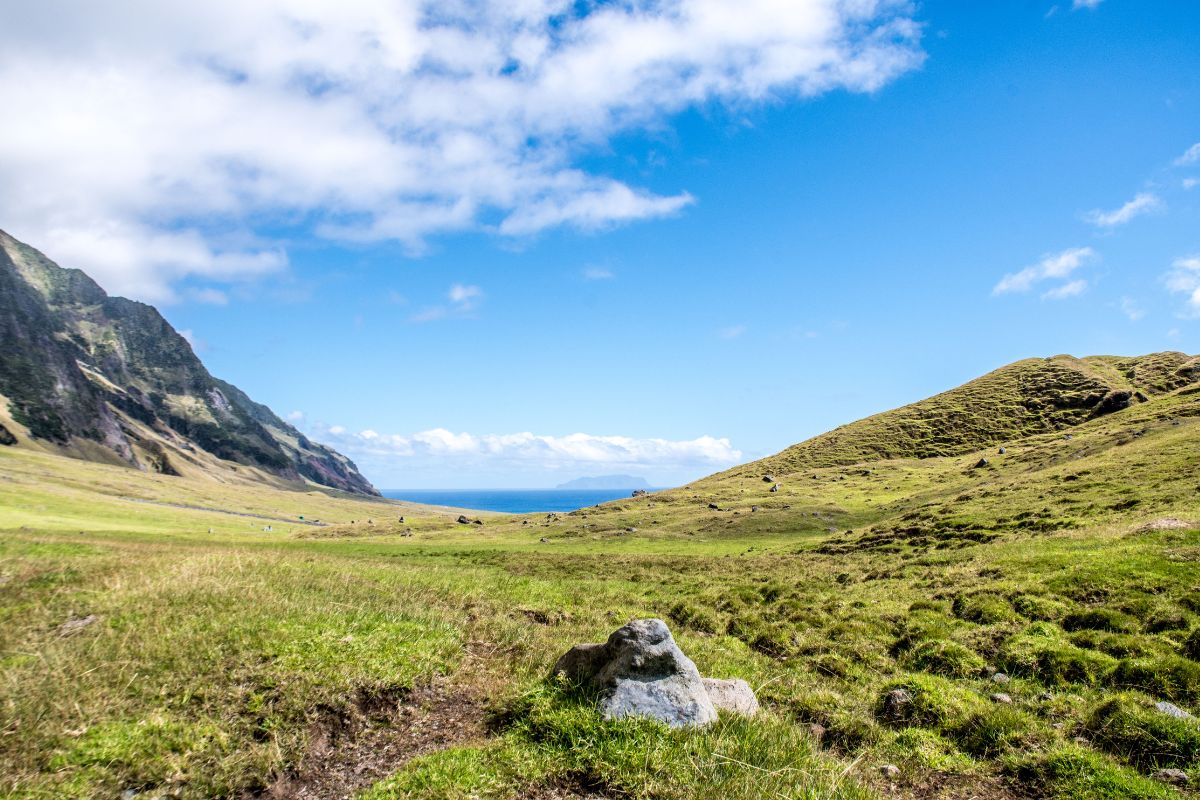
left=2, top=1, right=1198, bottom=488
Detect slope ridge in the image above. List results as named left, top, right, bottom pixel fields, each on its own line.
left=0, top=229, right=377, bottom=495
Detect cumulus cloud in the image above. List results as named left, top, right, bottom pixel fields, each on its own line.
left=1082, top=192, right=1162, bottom=228
left=1166, top=255, right=1200, bottom=316
left=1175, top=143, right=1200, bottom=167
left=310, top=424, right=743, bottom=472
left=1041, top=279, right=1087, bottom=301
left=0, top=0, right=925, bottom=302
left=1072, top=0, right=1102, bottom=9
left=992, top=246, right=1096, bottom=295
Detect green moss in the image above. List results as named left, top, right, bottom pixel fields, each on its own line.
left=1062, top=609, right=1139, bottom=634
left=1069, top=630, right=1160, bottom=659
left=1086, top=694, right=1200, bottom=769
left=999, top=624, right=1117, bottom=686
left=953, top=593, right=1017, bottom=625
left=1012, top=593, right=1075, bottom=622
left=901, top=639, right=986, bottom=678
left=1012, top=743, right=1176, bottom=800
left=1109, top=656, right=1200, bottom=704
left=955, top=705, right=1038, bottom=757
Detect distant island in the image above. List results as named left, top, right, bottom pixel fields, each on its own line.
left=555, top=474, right=650, bottom=490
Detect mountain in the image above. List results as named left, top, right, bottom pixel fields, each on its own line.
left=0, top=230, right=378, bottom=496
left=733, top=352, right=1200, bottom=478
left=555, top=474, right=651, bottom=490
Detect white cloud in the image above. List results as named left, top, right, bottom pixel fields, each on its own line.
left=310, top=424, right=743, bottom=471
left=410, top=282, right=484, bottom=322
left=0, top=1, right=925, bottom=302
left=1184, top=178, right=1199, bottom=191
left=187, top=287, right=229, bottom=305
left=1082, top=192, right=1162, bottom=228
left=1072, top=0, right=1102, bottom=9
left=1175, top=143, right=1200, bottom=167
left=1165, top=255, right=1200, bottom=316
left=1119, top=296, right=1145, bottom=321
left=717, top=324, right=747, bottom=339
left=178, top=329, right=208, bottom=353
left=582, top=266, right=614, bottom=281
left=1041, top=279, right=1087, bottom=301
left=993, top=246, right=1096, bottom=295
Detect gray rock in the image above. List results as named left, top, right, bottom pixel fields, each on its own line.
left=991, top=672, right=1010, bottom=684
left=879, top=764, right=900, bottom=779
left=1152, top=768, right=1189, bottom=786
left=808, top=722, right=826, bottom=742
left=762, top=475, right=776, bottom=482
left=708, top=503, right=720, bottom=510
left=770, top=483, right=781, bottom=493
left=991, top=693, right=1012, bottom=704
left=552, top=619, right=756, bottom=728
left=57, top=614, right=98, bottom=637
left=703, top=678, right=759, bottom=716
left=456, top=515, right=471, bottom=524
left=1155, top=701, right=1195, bottom=721
left=998, top=447, right=1006, bottom=454
left=973, top=458, right=989, bottom=469
left=881, top=688, right=911, bottom=721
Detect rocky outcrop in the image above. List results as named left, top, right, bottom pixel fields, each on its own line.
left=552, top=619, right=758, bottom=728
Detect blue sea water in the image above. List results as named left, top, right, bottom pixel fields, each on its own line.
left=381, top=488, right=647, bottom=514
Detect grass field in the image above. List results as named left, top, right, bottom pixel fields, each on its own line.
left=3, top=378, right=1200, bottom=798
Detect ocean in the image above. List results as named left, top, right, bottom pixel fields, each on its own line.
left=381, top=488, right=648, bottom=514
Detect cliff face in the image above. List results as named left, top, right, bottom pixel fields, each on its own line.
left=0, top=229, right=378, bottom=496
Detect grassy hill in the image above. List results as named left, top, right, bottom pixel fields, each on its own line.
left=2, top=353, right=1200, bottom=799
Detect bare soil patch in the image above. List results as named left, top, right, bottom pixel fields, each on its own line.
left=259, top=681, right=487, bottom=799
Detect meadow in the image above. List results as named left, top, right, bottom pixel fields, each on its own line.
left=3, top=377, right=1200, bottom=799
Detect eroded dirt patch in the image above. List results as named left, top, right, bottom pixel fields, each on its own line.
left=260, top=682, right=487, bottom=799
left=520, top=770, right=625, bottom=799
left=877, top=770, right=1028, bottom=800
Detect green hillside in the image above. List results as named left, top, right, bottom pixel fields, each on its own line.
left=3, top=353, right=1200, bottom=800
left=739, top=352, right=1199, bottom=475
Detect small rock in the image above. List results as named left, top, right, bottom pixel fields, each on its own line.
left=57, top=614, right=98, bottom=637
left=991, top=693, right=1012, bottom=704
left=973, top=458, right=989, bottom=469
left=1038, top=692, right=1054, bottom=702
left=472, top=519, right=484, bottom=525
left=762, top=475, right=775, bottom=482
left=770, top=484, right=781, bottom=493
left=881, top=688, right=912, bottom=721
left=1152, top=768, right=1189, bottom=786
left=539, top=537, right=549, bottom=543
left=625, top=527, right=638, bottom=533
left=751, top=506, right=760, bottom=512
left=1073, top=736, right=1089, bottom=745
left=998, top=447, right=1006, bottom=454
left=991, top=672, right=1010, bottom=684
left=879, top=764, right=901, bottom=779
left=808, top=722, right=826, bottom=742
left=456, top=515, right=471, bottom=524
left=1155, top=701, right=1195, bottom=721
left=632, top=489, right=648, bottom=497
left=708, top=503, right=720, bottom=510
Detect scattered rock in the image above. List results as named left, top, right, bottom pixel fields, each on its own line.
left=625, top=527, right=638, bottom=533
left=57, top=614, right=98, bottom=637
left=879, top=764, right=901, bottom=779
left=991, top=693, right=1012, bottom=704
left=808, top=723, right=826, bottom=742
left=762, top=475, right=775, bottom=483
left=552, top=619, right=756, bottom=728
left=991, top=672, right=1010, bottom=684
left=1072, top=736, right=1089, bottom=745
left=881, top=688, right=912, bottom=721
left=472, top=519, right=484, bottom=526
left=1038, top=692, right=1054, bottom=702
left=707, top=503, right=720, bottom=510
left=0, top=423, right=16, bottom=446
left=998, top=447, right=1006, bottom=454
left=973, top=458, right=989, bottom=469
left=751, top=506, right=760, bottom=512
left=1152, top=768, right=1189, bottom=786
left=769, top=484, right=781, bottom=493
left=539, top=537, right=549, bottom=543
left=1155, top=701, right=1195, bottom=721
left=632, top=489, right=648, bottom=498
left=456, top=515, right=471, bottom=524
